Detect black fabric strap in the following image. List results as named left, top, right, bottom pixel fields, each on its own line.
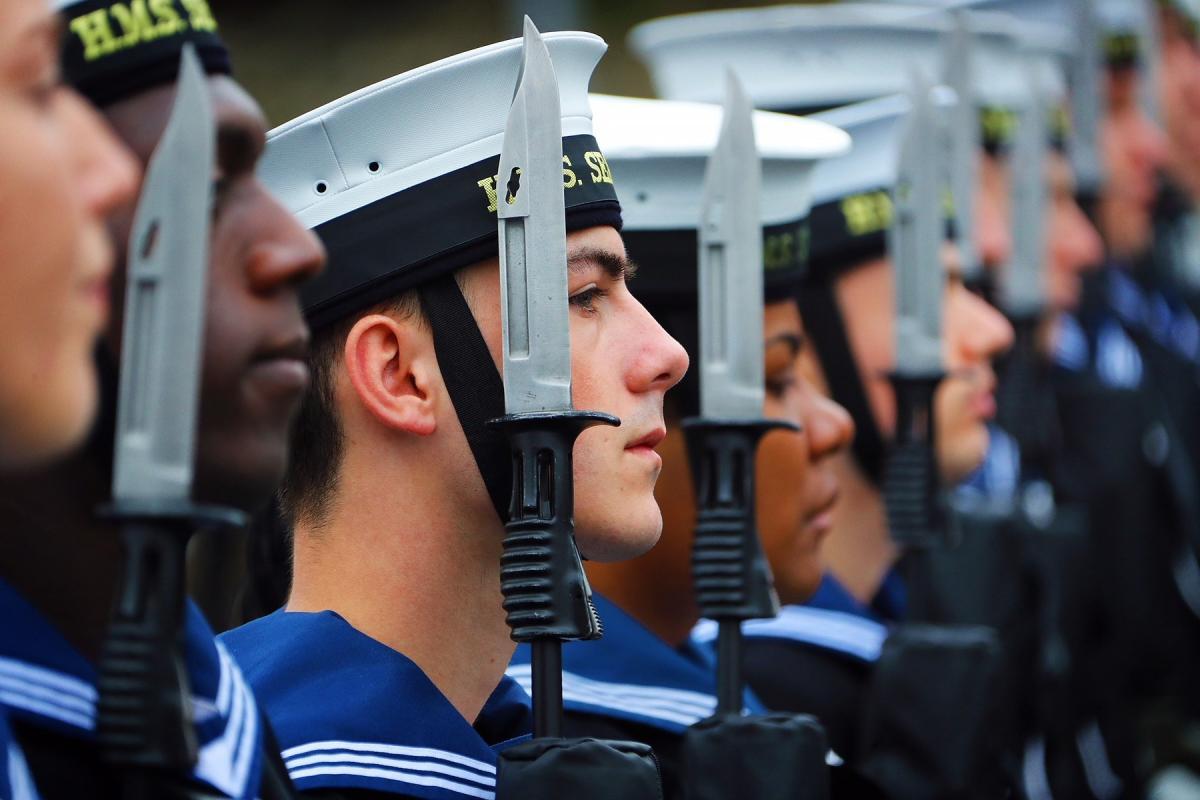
left=797, top=281, right=887, bottom=485
left=419, top=276, right=511, bottom=522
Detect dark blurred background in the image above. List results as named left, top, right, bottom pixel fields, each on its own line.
left=212, top=0, right=830, bottom=124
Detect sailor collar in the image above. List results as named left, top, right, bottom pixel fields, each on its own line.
left=0, top=711, right=38, bottom=800
left=954, top=424, right=1022, bottom=513
left=508, top=593, right=766, bottom=735
left=695, top=573, right=889, bottom=664
left=219, top=609, right=531, bottom=800
left=0, top=578, right=264, bottom=799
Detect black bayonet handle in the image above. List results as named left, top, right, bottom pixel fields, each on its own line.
left=489, top=410, right=620, bottom=738
left=683, top=418, right=794, bottom=715
left=96, top=500, right=244, bottom=800
left=996, top=313, right=1057, bottom=475
left=883, top=372, right=946, bottom=549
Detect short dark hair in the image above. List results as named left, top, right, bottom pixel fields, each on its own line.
left=280, top=291, right=424, bottom=531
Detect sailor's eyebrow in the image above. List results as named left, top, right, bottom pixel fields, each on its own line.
left=567, top=248, right=638, bottom=281
left=765, top=332, right=804, bottom=356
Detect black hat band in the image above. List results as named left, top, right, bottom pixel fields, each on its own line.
left=306, top=134, right=622, bottom=331
left=61, top=0, right=232, bottom=107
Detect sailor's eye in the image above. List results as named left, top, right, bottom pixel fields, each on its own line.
left=569, top=285, right=607, bottom=313
left=765, top=374, right=797, bottom=399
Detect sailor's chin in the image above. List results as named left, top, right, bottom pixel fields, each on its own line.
left=576, top=507, right=662, bottom=563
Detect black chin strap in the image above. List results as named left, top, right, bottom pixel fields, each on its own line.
left=797, top=281, right=888, bottom=486
left=419, top=276, right=511, bottom=522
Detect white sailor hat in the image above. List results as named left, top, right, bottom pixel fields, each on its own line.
left=590, top=93, right=849, bottom=300
left=804, top=91, right=957, bottom=278
left=629, top=4, right=1026, bottom=114
left=260, top=32, right=621, bottom=330
left=869, top=0, right=1073, bottom=28
left=1095, top=0, right=1156, bottom=66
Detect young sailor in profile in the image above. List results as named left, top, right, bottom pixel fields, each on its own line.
left=219, top=29, right=687, bottom=800
left=0, top=0, right=138, bottom=469
left=0, top=2, right=327, bottom=796
left=0, top=0, right=138, bottom=794
left=505, top=90, right=854, bottom=799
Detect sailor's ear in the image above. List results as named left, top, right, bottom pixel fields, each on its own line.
left=343, top=313, right=438, bottom=437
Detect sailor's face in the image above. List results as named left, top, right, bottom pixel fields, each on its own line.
left=832, top=247, right=1011, bottom=487
left=1100, top=67, right=1169, bottom=258
left=1046, top=152, right=1104, bottom=312
left=1158, top=7, right=1200, bottom=196
left=469, top=226, right=689, bottom=561
left=976, top=151, right=1013, bottom=273
left=939, top=253, right=1013, bottom=484
left=103, top=76, right=326, bottom=511
left=0, top=0, right=137, bottom=468
left=757, top=300, right=853, bottom=605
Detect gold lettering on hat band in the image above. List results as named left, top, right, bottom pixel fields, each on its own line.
left=69, top=0, right=219, bottom=62
left=584, top=151, right=613, bottom=185
left=842, top=190, right=894, bottom=237
left=478, top=154, right=597, bottom=213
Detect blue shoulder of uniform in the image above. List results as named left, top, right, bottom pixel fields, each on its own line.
left=693, top=574, right=888, bottom=663
left=222, top=610, right=526, bottom=800
left=0, top=579, right=264, bottom=799
left=508, top=594, right=764, bottom=735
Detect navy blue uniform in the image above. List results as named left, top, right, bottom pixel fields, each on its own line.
left=507, top=593, right=766, bottom=799
left=0, top=578, right=266, bottom=799
left=222, top=609, right=531, bottom=800
left=727, top=573, right=886, bottom=762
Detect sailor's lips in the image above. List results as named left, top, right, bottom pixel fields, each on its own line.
left=247, top=334, right=311, bottom=397
left=803, top=484, right=839, bottom=539
left=625, top=427, right=666, bottom=466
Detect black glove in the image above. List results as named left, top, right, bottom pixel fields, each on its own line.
left=496, top=737, right=662, bottom=799
left=682, top=712, right=830, bottom=800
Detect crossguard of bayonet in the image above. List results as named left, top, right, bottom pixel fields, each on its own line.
left=883, top=373, right=947, bottom=549
left=683, top=418, right=792, bottom=622
left=95, top=501, right=244, bottom=778
left=489, top=410, right=619, bottom=643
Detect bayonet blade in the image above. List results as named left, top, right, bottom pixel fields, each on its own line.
left=1003, top=61, right=1050, bottom=317
left=892, top=71, right=944, bottom=377
left=698, top=71, right=764, bottom=421
left=1138, top=0, right=1164, bottom=127
left=944, top=11, right=981, bottom=283
left=1069, top=0, right=1105, bottom=194
left=496, top=18, right=573, bottom=415
left=112, top=45, right=215, bottom=502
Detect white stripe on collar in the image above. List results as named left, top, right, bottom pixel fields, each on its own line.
left=194, top=642, right=259, bottom=799
left=283, top=741, right=497, bottom=800
left=506, top=664, right=717, bottom=728
left=0, top=657, right=96, bottom=731
left=694, top=607, right=887, bottom=663
left=6, top=740, right=39, bottom=800
left=0, top=644, right=259, bottom=799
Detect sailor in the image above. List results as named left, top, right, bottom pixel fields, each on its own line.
left=218, top=33, right=687, bottom=799
left=0, top=0, right=138, bottom=469
left=502, top=93, right=853, bottom=799
left=631, top=0, right=1013, bottom=627
left=1154, top=0, right=1200, bottom=309
left=0, top=0, right=138, bottom=796
left=1056, top=1, right=1200, bottom=793
left=0, top=0, right=327, bottom=796
left=632, top=8, right=1023, bottom=795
